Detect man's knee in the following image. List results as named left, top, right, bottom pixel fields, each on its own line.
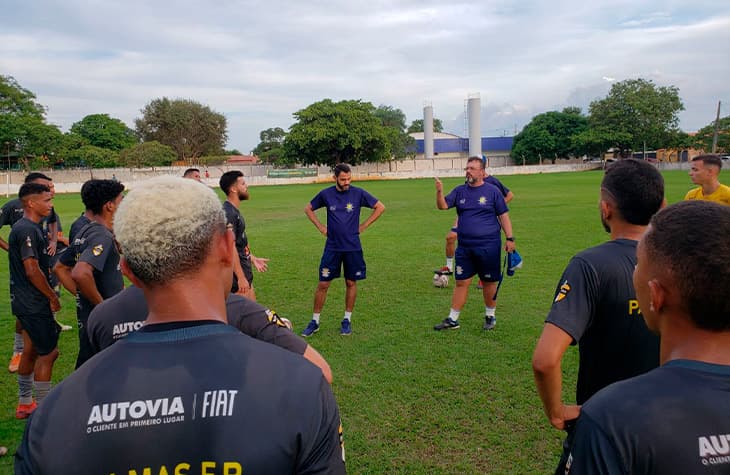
left=445, top=232, right=457, bottom=244
left=345, top=279, right=357, bottom=288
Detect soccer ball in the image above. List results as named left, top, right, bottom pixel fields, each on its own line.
left=432, top=273, right=449, bottom=288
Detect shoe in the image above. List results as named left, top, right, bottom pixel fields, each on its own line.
left=15, top=401, right=37, bottom=419
left=477, top=280, right=483, bottom=289
left=483, top=316, right=497, bottom=330
left=301, top=320, right=320, bottom=337
left=340, top=319, right=352, bottom=335
left=434, top=318, right=460, bottom=331
left=57, top=321, right=73, bottom=331
left=434, top=266, right=453, bottom=276
left=8, top=352, right=21, bottom=373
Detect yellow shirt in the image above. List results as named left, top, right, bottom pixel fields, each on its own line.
left=684, top=184, right=730, bottom=206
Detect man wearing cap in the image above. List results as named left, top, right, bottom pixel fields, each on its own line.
left=16, top=176, right=346, bottom=474
left=567, top=201, right=730, bottom=473
left=684, top=154, right=730, bottom=205
left=532, top=159, right=665, bottom=474
left=433, top=156, right=515, bottom=331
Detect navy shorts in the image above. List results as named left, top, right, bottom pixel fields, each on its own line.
left=455, top=243, right=501, bottom=282
left=319, top=250, right=366, bottom=281
left=16, top=312, right=60, bottom=356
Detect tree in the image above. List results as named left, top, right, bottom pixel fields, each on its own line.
left=373, top=105, right=415, bottom=160
left=119, top=141, right=176, bottom=168
left=70, top=114, right=137, bottom=151
left=65, top=145, right=119, bottom=168
left=283, top=99, right=399, bottom=167
left=692, top=115, right=730, bottom=154
left=408, top=118, right=444, bottom=133
left=588, top=78, right=684, bottom=156
left=135, top=98, right=227, bottom=162
left=511, top=108, right=588, bottom=164
left=252, top=127, right=287, bottom=165
left=0, top=75, right=45, bottom=119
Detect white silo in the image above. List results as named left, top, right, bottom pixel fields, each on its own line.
left=424, top=103, right=434, bottom=159
left=467, top=93, right=481, bottom=158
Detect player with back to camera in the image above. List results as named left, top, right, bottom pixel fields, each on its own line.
left=301, top=163, right=385, bottom=337
left=566, top=201, right=730, bottom=473
left=532, top=159, right=665, bottom=474
left=15, top=176, right=346, bottom=474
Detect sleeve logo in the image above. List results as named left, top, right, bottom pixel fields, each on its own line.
left=92, top=244, right=104, bottom=256
left=554, top=280, right=571, bottom=303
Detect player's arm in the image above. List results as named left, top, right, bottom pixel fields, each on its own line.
left=23, top=257, right=61, bottom=312
left=504, top=190, right=514, bottom=203
left=56, top=231, right=69, bottom=247
left=231, top=254, right=250, bottom=295
left=250, top=253, right=269, bottom=273
left=53, top=260, right=76, bottom=295
left=532, top=323, right=581, bottom=430
left=359, top=201, right=385, bottom=233
left=303, top=344, right=333, bottom=384
left=305, top=203, right=327, bottom=236
left=46, top=220, right=58, bottom=256
left=71, top=261, right=104, bottom=306
left=0, top=236, right=8, bottom=252
left=434, top=177, right=448, bottom=209
left=497, top=212, right=516, bottom=252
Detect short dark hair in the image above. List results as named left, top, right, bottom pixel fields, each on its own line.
left=602, top=159, right=664, bottom=225
left=81, top=179, right=125, bottom=215
left=183, top=168, right=200, bottom=177
left=219, top=171, right=243, bottom=195
left=332, top=163, right=351, bottom=177
left=24, top=172, right=52, bottom=183
left=467, top=156, right=485, bottom=169
left=692, top=154, right=722, bottom=170
left=19, top=183, right=50, bottom=201
left=643, top=201, right=730, bottom=331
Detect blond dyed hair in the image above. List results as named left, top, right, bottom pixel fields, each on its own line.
left=114, top=176, right=226, bottom=286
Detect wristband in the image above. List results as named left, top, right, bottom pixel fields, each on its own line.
left=506, top=237, right=515, bottom=242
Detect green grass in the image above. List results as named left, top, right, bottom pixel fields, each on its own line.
left=0, top=170, right=693, bottom=473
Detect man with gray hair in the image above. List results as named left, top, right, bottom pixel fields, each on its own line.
left=16, top=177, right=346, bottom=474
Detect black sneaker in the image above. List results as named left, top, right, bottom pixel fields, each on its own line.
left=483, top=316, right=496, bottom=330
left=434, top=318, right=460, bottom=330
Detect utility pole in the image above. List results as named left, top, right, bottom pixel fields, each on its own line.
left=711, top=101, right=721, bottom=154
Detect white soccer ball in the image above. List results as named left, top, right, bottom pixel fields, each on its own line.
left=433, top=273, right=449, bottom=288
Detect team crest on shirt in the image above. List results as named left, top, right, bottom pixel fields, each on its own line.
left=479, top=196, right=487, bottom=205
left=92, top=244, right=104, bottom=256
left=321, top=268, right=331, bottom=278
left=346, top=203, right=354, bottom=212
left=25, top=236, right=32, bottom=247
left=554, top=280, right=571, bottom=303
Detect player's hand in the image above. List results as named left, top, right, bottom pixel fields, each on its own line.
left=47, top=240, right=57, bottom=256
left=319, top=225, right=328, bottom=237
left=252, top=256, right=269, bottom=272
left=434, top=177, right=443, bottom=193
left=505, top=240, right=516, bottom=253
left=550, top=404, right=581, bottom=430
left=49, top=295, right=61, bottom=313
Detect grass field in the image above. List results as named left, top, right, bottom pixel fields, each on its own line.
left=0, top=169, right=693, bottom=473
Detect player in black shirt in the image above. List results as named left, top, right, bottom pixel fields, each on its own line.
left=16, top=176, right=346, bottom=474
left=1, top=173, right=59, bottom=373
left=87, top=285, right=333, bottom=382
left=54, top=179, right=125, bottom=368
left=532, top=159, right=665, bottom=474
left=568, top=201, right=730, bottom=474
left=8, top=183, right=61, bottom=419
left=220, top=171, right=269, bottom=301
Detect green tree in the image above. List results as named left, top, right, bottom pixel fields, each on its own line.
left=252, top=127, right=287, bottom=165
left=0, top=75, right=45, bottom=119
left=407, top=118, right=444, bottom=133
left=572, top=128, right=630, bottom=159
left=134, top=98, right=228, bottom=162
left=70, top=114, right=137, bottom=151
left=511, top=109, right=588, bottom=164
left=692, top=115, right=730, bottom=154
left=66, top=145, right=119, bottom=168
left=588, top=78, right=684, bottom=156
left=119, top=141, right=176, bottom=168
left=373, top=105, right=415, bottom=160
left=283, top=99, right=397, bottom=167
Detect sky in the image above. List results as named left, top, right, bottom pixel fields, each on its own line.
left=2, top=0, right=729, bottom=154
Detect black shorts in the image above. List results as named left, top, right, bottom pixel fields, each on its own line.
left=16, top=312, right=60, bottom=356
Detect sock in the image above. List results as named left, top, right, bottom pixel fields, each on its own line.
left=446, top=257, right=454, bottom=271
left=448, top=309, right=460, bottom=321
left=312, top=313, right=320, bottom=324
left=485, top=306, right=496, bottom=318
left=18, top=373, right=33, bottom=404
left=343, top=311, right=352, bottom=321
left=34, top=380, right=52, bottom=404
left=14, top=332, right=24, bottom=354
